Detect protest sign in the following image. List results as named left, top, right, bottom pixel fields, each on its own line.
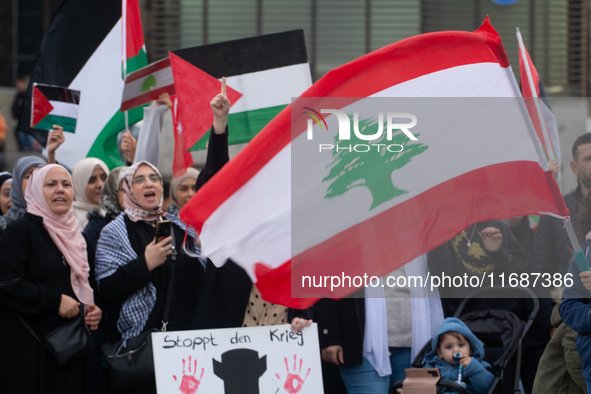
left=152, top=324, right=323, bottom=394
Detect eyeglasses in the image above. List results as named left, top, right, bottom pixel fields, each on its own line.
left=132, top=174, right=161, bottom=185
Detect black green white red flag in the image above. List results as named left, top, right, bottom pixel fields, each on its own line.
left=169, top=30, right=311, bottom=152
left=31, top=83, right=80, bottom=133
left=17, top=0, right=148, bottom=169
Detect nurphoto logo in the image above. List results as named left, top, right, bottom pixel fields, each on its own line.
left=303, top=108, right=418, bottom=153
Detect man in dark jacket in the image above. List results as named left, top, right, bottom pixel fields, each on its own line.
left=532, top=134, right=591, bottom=278
left=528, top=133, right=591, bottom=393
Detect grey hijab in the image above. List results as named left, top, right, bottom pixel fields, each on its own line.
left=5, top=156, right=46, bottom=222
left=100, top=166, right=129, bottom=218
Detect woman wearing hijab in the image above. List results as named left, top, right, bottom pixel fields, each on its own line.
left=84, top=166, right=129, bottom=252
left=0, top=172, right=12, bottom=215
left=0, top=172, right=11, bottom=236
left=167, top=168, right=200, bottom=216
left=2, top=156, right=46, bottom=227
left=95, top=161, right=205, bottom=394
left=0, top=164, right=102, bottom=393
left=72, top=158, right=110, bottom=231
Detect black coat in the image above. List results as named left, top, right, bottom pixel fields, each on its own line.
left=193, top=259, right=314, bottom=330
left=0, top=213, right=96, bottom=393
left=528, top=189, right=583, bottom=344
left=98, top=215, right=204, bottom=343
left=195, top=127, right=229, bottom=192
left=315, top=296, right=365, bottom=366
left=531, top=189, right=581, bottom=278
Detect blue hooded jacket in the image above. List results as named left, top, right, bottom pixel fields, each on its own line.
left=560, top=239, right=591, bottom=380
left=424, top=318, right=494, bottom=394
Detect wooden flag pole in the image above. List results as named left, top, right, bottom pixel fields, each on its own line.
left=122, top=0, right=130, bottom=160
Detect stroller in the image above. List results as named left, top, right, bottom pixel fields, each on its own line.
left=391, top=286, right=539, bottom=394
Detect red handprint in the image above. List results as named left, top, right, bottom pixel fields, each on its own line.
left=172, top=356, right=204, bottom=394
left=275, top=355, right=311, bottom=394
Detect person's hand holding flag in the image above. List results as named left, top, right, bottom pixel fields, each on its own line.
left=121, top=132, right=137, bottom=163
left=47, top=125, right=65, bottom=164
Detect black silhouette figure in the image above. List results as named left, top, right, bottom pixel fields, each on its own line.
left=213, top=349, right=267, bottom=394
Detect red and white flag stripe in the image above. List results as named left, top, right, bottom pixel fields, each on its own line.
left=181, top=18, right=568, bottom=308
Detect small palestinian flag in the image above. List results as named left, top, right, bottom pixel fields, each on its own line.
left=31, top=83, right=80, bottom=133
left=120, top=57, right=175, bottom=112
left=170, top=29, right=311, bottom=151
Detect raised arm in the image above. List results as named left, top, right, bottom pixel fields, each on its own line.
left=195, top=78, right=231, bottom=191
left=46, top=125, right=65, bottom=164
left=133, top=93, right=172, bottom=166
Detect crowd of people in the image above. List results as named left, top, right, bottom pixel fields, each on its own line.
left=1, top=83, right=591, bottom=394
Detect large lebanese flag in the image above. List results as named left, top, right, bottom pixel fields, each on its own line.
left=180, top=18, right=568, bottom=308
left=18, top=0, right=148, bottom=169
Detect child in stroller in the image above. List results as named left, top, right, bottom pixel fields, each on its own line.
left=423, top=318, right=494, bottom=394
left=392, top=287, right=539, bottom=394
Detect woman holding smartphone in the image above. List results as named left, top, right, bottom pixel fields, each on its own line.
left=95, top=160, right=205, bottom=394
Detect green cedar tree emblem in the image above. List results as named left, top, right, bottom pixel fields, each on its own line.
left=322, top=116, right=428, bottom=210
left=139, top=75, right=157, bottom=94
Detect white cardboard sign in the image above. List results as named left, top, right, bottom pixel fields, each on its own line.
left=152, top=323, right=324, bottom=394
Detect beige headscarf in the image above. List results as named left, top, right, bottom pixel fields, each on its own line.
left=170, top=168, right=200, bottom=208
left=72, top=158, right=109, bottom=231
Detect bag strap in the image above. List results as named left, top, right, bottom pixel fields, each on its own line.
left=15, top=313, right=48, bottom=350
left=16, top=304, right=84, bottom=349
left=161, top=224, right=177, bottom=332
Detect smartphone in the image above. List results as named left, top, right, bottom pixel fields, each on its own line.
left=155, top=220, right=172, bottom=243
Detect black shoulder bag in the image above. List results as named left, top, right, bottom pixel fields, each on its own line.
left=17, top=304, right=93, bottom=366
left=101, top=230, right=177, bottom=391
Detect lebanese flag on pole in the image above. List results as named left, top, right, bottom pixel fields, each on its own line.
left=516, top=29, right=561, bottom=167
left=170, top=95, right=195, bottom=177
left=17, top=0, right=148, bottom=170
left=180, top=18, right=568, bottom=308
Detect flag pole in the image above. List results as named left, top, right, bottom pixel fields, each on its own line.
left=516, top=27, right=586, bottom=270
left=517, top=28, right=588, bottom=271
left=122, top=0, right=130, bottom=160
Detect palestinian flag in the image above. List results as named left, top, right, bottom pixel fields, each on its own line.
left=121, top=57, right=175, bottom=112
left=170, top=29, right=311, bottom=152
left=516, top=29, right=561, bottom=169
left=31, top=83, right=80, bottom=133
left=17, top=0, right=147, bottom=170
left=180, top=18, right=568, bottom=308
